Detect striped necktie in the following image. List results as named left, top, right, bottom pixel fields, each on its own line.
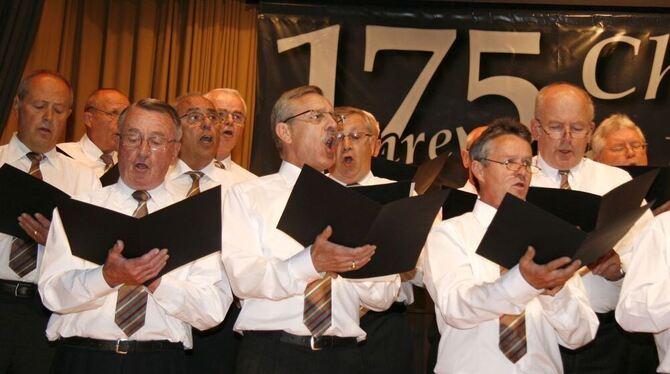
left=214, top=160, right=226, bottom=169
left=114, top=190, right=150, bottom=337
left=186, top=171, right=204, bottom=198
left=100, top=153, right=114, bottom=172
left=8, top=152, right=44, bottom=277
left=303, top=274, right=334, bottom=337
left=499, top=266, right=527, bottom=363
left=559, top=170, right=571, bottom=190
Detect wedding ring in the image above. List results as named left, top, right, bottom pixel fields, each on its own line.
left=34, top=230, right=38, bottom=236
left=352, top=260, right=357, bottom=270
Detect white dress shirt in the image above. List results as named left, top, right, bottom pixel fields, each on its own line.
left=38, top=180, right=233, bottom=348
left=616, top=212, right=670, bottom=373
left=221, top=161, right=400, bottom=340
left=218, top=155, right=257, bottom=184
left=531, top=155, right=653, bottom=312
left=165, top=159, right=236, bottom=197
left=424, top=200, right=598, bottom=374
left=0, top=133, right=100, bottom=284
left=458, top=180, right=478, bottom=194
left=58, top=134, right=117, bottom=178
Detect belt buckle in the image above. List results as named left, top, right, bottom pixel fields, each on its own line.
left=115, top=339, right=129, bottom=355
left=310, top=336, right=322, bottom=351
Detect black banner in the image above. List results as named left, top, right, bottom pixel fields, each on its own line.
left=253, top=3, right=670, bottom=176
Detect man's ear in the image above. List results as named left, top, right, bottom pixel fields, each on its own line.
left=471, top=159, right=485, bottom=184
left=83, top=111, right=93, bottom=129
left=275, top=122, right=292, bottom=145
left=530, top=118, right=541, bottom=141
left=372, top=138, right=381, bottom=157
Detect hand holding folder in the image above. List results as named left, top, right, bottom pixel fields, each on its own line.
left=476, top=170, right=656, bottom=270
left=277, top=166, right=447, bottom=278
left=57, top=186, right=222, bottom=280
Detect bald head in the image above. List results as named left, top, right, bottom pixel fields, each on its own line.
left=84, top=89, right=129, bottom=154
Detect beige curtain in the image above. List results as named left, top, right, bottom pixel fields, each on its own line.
left=1, top=0, right=257, bottom=168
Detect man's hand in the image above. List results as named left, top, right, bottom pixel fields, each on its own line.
left=519, top=246, right=581, bottom=291
left=589, top=250, right=624, bottom=281
left=652, top=201, right=670, bottom=216
left=18, top=213, right=50, bottom=245
left=102, top=240, right=169, bottom=287
left=311, top=226, right=375, bottom=273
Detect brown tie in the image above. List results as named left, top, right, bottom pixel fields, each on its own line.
left=499, top=266, right=527, bottom=363
left=185, top=171, right=204, bottom=198
left=8, top=152, right=44, bottom=277
left=100, top=153, right=114, bottom=172
left=303, top=274, right=333, bottom=337
left=559, top=170, right=571, bottom=190
left=114, top=190, right=150, bottom=337
left=214, top=160, right=226, bottom=169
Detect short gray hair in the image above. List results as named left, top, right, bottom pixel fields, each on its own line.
left=204, top=88, right=248, bottom=114
left=17, top=70, right=73, bottom=107
left=470, top=117, right=532, bottom=163
left=334, top=106, right=380, bottom=137
left=269, top=85, right=324, bottom=153
left=118, top=98, right=182, bottom=140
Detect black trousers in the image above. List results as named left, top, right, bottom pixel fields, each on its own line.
left=49, top=344, right=186, bottom=374
left=0, top=292, right=54, bottom=374
left=560, top=311, right=658, bottom=374
left=186, top=303, right=242, bottom=374
left=235, top=332, right=364, bottom=374
left=359, top=303, right=413, bottom=374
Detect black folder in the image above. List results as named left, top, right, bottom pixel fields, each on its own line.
left=526, top=169, right=658, bottom=232
left=413, top=152, right=469, bottom=194
left=58, top=186, right=222, bottom=278
left=619, top=166, right=669, bottom=210
left=0, top=164, right=70, bottom=240
left=442, top=188, right=478, bottom=220
left=476, top=194, right=650, bottom=269
left=350, top=180, right=412, bottom=204
left=277, top=166, right=447, bottom=279
left=370, top=157, right=418, bottom=183
left=100, top=164, right=120, bottom=187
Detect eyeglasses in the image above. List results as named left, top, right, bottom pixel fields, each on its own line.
left=607, top=142, right=647, bottom=153
left=180, top=111, right=220, bottom=126
left=87, top=106, right=124, bottom=120
left=218, top=110, right=246, bottom=125
left=117, top=132, right=178, bottom=151
left=282, top=109, right=344, bottom=125
left=480, top=158, right=541, bottom=174
left=336, top=131, right=373, bottom=144
left=536, top=119, right=590, bottom=139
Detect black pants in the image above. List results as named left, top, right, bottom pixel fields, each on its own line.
left=359, top=303, right=413, bottom=374
left=561, top=311, right=658, bottom=374
left=49, top=344, right=186, bottom=374
left=0, top=292, right=54, bottom=374
left=235, top=332, right=364, bottom=374
left=186, top=304, right=241, bottom=374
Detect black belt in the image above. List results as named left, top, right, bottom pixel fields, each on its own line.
left=245, top=330, right=359, bottom=350
left=597, top=311, right=616, bottom=324
left=365, top=302, right=407, bottom=317
left=0, top=279, right=37, bottom=298
left=59, top=336, right=184, bottom=355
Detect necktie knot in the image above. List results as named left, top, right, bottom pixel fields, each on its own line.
left=186, top=170, right=204, bottom=181
left=214, top=160, right=226, bottom=169
left=131, top=190, right=149, bottom=218
left=132, top=190, right=150, bottom=203
left=26, top=152, right=44, bottom=180
left=185, top=171, right=204, bottom=198
left=26, top=152, right=44, bottom=162
left=100, top=153, right=114, bottom=168
left=558, top=170, right=571, bottom=190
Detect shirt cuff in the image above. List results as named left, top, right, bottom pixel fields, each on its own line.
left=501, top=265, right=543, bottom=305
left=288, top=246, right=320, bottom=282
left=87, top=266, right=116, bottom=298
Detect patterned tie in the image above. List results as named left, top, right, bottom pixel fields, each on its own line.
left=303, top=274, right=333, bottom=337
left=185, top=171, right=204, bottom=198
left=100, top=153, right=114, bottom=172
left=559, top=170, right=571, bottom=190
left=8, top=152, right=44, bottom=277
left=499, top=266, right=527, bottom=363
left=114, top=190, right=150, bottom=337
left=214, top=160, right=226, bottom=169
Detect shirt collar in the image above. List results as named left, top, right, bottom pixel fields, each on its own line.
left=536, top=154, right=586, bottom=182
left=220, top=155, right=233, bottom=170
left=278, top=161, right=303, bottom=187
left=114, top=178, right=174, bottom=211
left=171, top=158, right=218, bottom=180
left=8, top=132, right=58, bottom=167
left=80, top=134, right=115, bottom=161
left=472, top=199, right=498, bottom=229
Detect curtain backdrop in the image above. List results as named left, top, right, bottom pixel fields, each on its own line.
left=1, top=0, right=257, bottom=168
left=0, top=1, right=45, bottom=134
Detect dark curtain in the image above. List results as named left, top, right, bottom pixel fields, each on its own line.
left=0, top=1, right=46, bottom=135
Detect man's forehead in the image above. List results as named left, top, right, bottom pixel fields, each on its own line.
left=210, top=92, right=243, bottom=110
left=124, top=108, right=173, bottom=134
left=177, top=96, right=215, bottom=114
left=25, top=75, right=70, bottom=102
left=343, top=114, right=368, bottom=130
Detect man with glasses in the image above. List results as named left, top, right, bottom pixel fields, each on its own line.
left=530, top=82, right=655, bottom=373
left=591, top=113, right=648, bottom=167
left=0, top=70, right=101, bottom=374
left=329, top=106, right=418, bottom=374
left=58, top=89, right=130, bottom=177
left=424, top=118, right=597, bottom=373
left=204, top=88, right=256, bottom=183
left=166, top=94, right=237, bottom=373
left=221, top=86, right=400, bottom=374
left=39, top=98, right=232, bottom=374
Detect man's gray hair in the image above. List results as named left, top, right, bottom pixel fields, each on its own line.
left=269, top=85, right=324, bottom=153
left=118, top=98, right=182, bottom=140
left=590, top=113, right=646, bottom=158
